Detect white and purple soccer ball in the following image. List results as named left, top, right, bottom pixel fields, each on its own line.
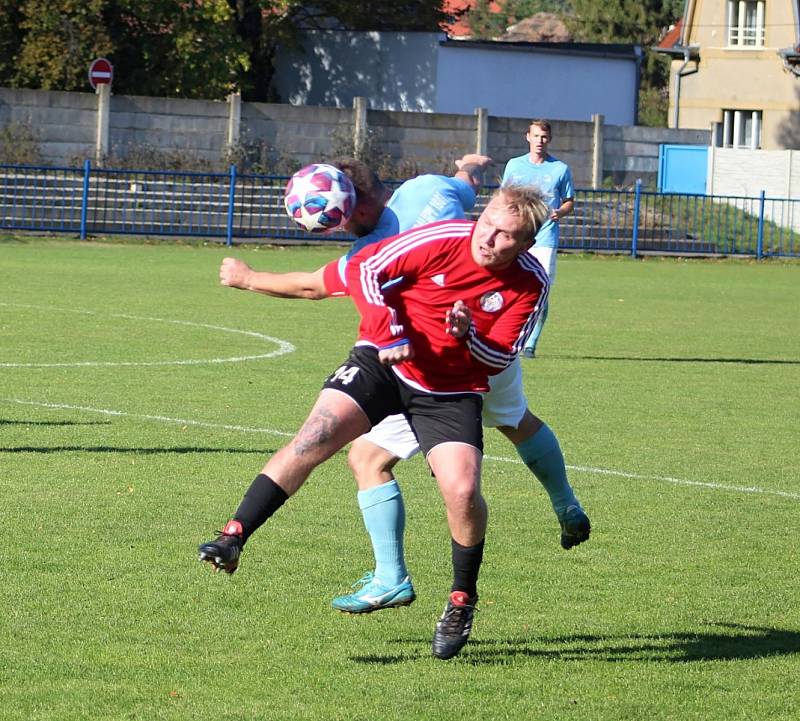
left=283, top=163, right=357, bottom=233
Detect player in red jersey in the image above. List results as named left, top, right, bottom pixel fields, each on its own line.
left=199, top=185, right=550, bottom=660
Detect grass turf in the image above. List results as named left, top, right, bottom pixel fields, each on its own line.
left=1, top=237, right=799, bottom=720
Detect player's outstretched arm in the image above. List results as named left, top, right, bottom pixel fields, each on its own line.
left=219, top=257, right=330, bottom=300
left=454, top=154, right=494, bottom=193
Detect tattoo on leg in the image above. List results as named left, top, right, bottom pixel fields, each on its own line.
left=293, top=406, right=340, bottom=456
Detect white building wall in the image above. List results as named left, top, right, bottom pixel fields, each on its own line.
left=273, top=31, right=441, bottom=112
left=273, top=32, right=640, bottom=125
left=435, top=45, right=639, bottom=125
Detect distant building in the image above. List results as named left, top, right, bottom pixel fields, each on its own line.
left=273, top=31, right=641, bottom=126
left=654, top=0, right=800, bottom=149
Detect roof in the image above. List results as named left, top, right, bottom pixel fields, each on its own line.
left=440, top=38, right=642, bottom=61
left=657, top=19, right=683, bottom=49
left=440, top=0, right=501, bottom=38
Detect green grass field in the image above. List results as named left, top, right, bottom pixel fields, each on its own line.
left=1, top=236, right=799, bottom=720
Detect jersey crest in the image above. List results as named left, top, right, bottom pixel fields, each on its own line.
left=479, top=291, right=504, bottom=313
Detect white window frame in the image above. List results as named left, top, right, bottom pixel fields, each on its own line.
left=727, top=0, right=766, bottom=47
left=721, top=109, right=762, bottom=148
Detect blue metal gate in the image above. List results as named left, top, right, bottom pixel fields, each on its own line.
left=658, top=144, right=708, bottom=194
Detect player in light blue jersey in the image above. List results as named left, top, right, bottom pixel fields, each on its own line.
left=217, top=155, right=590, bottom=614
left=326, top=170, right=479, bottom=293
left=502, top=119, right=574, bottom=358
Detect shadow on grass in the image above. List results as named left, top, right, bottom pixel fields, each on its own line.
left=351, top=623, right=800, bottom=665
left=0, top=445, right=277, bottom=454
left=553, top=354, right=800, bottom=366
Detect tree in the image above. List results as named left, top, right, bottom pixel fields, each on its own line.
left=3, top=0, right=451, bottom=100
left=564, top=0, right=679, bottom=89
left=565, top=0, right=684, bottom=125
left=104, top=0, right=248, bottom=98
left=15, top=0, right=114, bottom=90
left=0, top=0, right=25, bottom=86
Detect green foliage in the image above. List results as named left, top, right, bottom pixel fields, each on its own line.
left=105, top=0, right=248, bottom=99
left=293, top=0, right=450, bottom=32
left=15, top=0, right=114, bottom=90
left=565, top=0, right=682, bottom=124
left=637, top=84, right=669, bottom=128
left=0, top=0, right=451, bottom=100
left=0, top=0, right=24, bottom=85
left=564, top=0, right=683, bottom=46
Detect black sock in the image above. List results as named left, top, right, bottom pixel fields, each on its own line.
left=450, top=537, right=485, bottom=599
left=233, top=473, right=289, bottom=543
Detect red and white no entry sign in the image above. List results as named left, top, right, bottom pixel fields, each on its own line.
left=89, top=58, right=113, bottom=90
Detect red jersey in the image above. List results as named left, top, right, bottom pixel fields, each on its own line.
left=346, top=219, right=549, bottom=394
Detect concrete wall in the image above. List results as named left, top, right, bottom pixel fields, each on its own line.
left=0, top=86, right=711, bottom=187
left=706, top=146, right=800, bottom=235
left=0, top=87, right=96, bottom=166
left=488, top=115, right=596, bottom=185
left=708, top=146, right=800, bottom=197
left=605, top=124, right=710, bottom=186
left=110, top=94, right=229, bottom=165
left=241, top=102, right=352, bottom=169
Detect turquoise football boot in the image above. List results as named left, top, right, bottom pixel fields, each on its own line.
left=331, top=572, right=416, bottom=614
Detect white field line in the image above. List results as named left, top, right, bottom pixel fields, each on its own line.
left=0, top=303, right=295, bottom=366
left=3, top=396, right=799, bottom=501
left=0, top=398, right=296, bottom=437
left=486, top=455, right=800, bottom=500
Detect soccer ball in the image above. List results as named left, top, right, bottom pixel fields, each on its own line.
left=284, top=163, right=357, bottom=233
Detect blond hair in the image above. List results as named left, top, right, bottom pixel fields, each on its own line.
left=492, top=185, right=550, bottom=238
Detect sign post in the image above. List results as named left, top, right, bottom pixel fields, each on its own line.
left=89, top=59, right=113, bottom=165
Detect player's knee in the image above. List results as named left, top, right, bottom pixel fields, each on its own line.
left=347, top=442, right=394, bottom=481
left=440, top=476, right=481, bottom=510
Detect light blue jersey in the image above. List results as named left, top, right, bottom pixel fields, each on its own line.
left=502, top=155, right=574, bottom=249
left=333, top=175, right=476, bottom=284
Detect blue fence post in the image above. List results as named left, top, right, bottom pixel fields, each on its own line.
left=756, top=189, right=765, bottom=260
left=226, top=164, right=237, bottom=247
left=631, top=179, right=642, bottom=258
left=79, top=159, right=91, bottom=240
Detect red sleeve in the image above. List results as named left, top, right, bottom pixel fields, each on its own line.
left=467, top=260, right=549, bottom=373
left=467, top=284, right=545, bottom=374
left=322, top=258, right=349, bottom=297
left=345, top=236, right=417, bottom=349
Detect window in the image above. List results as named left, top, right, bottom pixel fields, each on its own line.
left=727, top=0, right=765, bottom=47
left=721, top=109, right=762, bottom=148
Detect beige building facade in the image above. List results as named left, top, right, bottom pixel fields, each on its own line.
left=657, top=0, right=800, bottom=149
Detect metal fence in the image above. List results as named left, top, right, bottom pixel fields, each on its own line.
left=1, top=162, right=798, bottom=258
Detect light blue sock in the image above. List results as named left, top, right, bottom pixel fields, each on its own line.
left=516, top=423, right=578, bottom=519
left=358, top=480, right=407, bottom=586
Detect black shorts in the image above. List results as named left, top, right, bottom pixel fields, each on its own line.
left=322, top=346, right=483, bottom=455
